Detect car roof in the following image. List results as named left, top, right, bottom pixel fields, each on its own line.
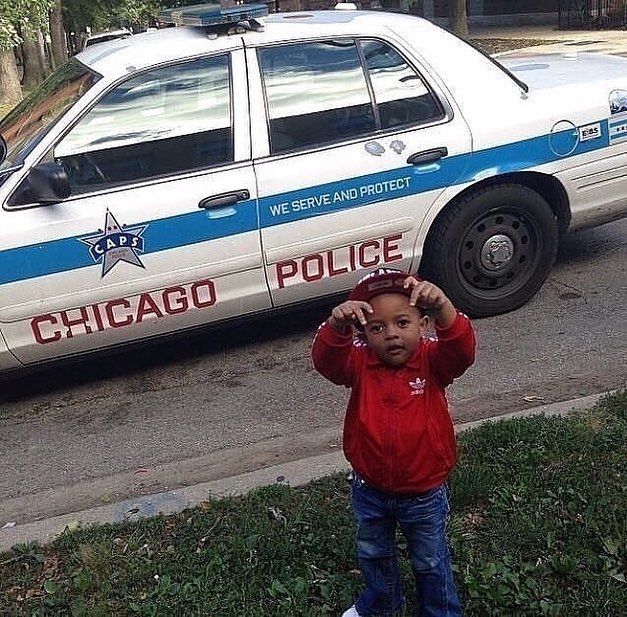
left=78, top=10, right=437, bottom=79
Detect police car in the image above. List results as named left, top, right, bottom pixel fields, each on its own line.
left=0, top=4, right=625, bottom=372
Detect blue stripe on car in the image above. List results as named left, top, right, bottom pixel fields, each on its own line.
left=0, top=120, right=613, bottom=285
left=0, top=207, right=258, bottom=285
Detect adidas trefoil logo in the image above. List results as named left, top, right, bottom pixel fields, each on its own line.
left=409, top=378, right=426, bottom=396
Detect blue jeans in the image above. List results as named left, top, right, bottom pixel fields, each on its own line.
left=350, top=472, right=461, bottom=617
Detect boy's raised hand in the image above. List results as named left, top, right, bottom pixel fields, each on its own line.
left=404, top=277, right=447, bottom=310
left=329, top=300, right=373, bottom=332
left=403, top=276, right=457, bottom=328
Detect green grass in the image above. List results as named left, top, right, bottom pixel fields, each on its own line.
left=1, top=392, right=625, bottom=616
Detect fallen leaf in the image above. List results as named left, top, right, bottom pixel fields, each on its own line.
left=267, top=506, right=287, bottom=525
left=42, top=555, right=60, bottom=578
left=1, top=521, right=16, bottom=529
left=523, top=395, right=546, bottom=403
left=43, top=580, right=59, bottom=595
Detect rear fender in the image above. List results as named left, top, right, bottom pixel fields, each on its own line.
left=409, top=171, right=570, bottom=272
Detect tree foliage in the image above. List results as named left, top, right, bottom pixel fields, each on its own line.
left=0, top=0, right=54, bottom=51
left=63, top=0, right=181, bottom=34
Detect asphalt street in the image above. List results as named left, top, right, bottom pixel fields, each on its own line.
left=0, top=218, right=625, bottom=526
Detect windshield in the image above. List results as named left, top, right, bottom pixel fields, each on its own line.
left=0, top=58, right=101, bottom=175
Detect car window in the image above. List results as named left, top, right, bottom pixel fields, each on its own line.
left=359, top=39, right=443, bottom=130
left=258, top=41, right=376, bottom=154
left=53, top=54, right=232, bottom=193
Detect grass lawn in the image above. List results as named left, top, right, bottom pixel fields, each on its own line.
left=1, top=391, right=625, bottom=615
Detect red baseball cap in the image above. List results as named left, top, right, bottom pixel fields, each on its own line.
left=349, top=268, right=421, bottom=303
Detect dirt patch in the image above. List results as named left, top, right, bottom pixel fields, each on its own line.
left=471, top=38, right=560, bottom=54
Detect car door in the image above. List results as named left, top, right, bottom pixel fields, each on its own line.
left=247, top=36, right=472, bottom=306
left=0, top=46, right=270, bottom=366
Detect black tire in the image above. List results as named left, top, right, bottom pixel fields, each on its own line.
left=419, top=183, right=558, bottom=317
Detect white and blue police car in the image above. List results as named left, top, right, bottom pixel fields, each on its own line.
left=0, top=4, right=625, bottom=372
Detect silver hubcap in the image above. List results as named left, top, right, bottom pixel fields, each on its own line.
left=480, top=234, right=515, bottom=271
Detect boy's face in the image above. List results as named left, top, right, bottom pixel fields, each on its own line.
left=363, top=293, right=429, bottom=367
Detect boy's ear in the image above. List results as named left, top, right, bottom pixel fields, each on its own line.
left=414, top=308, right=430, bottom=330
left=412, top=305, right=429, bottom=323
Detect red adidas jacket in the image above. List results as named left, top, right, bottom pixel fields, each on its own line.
left=312, top=312, right=476, bottom=493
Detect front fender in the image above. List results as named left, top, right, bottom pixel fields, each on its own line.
left=0, top=326, right=21, bottom=373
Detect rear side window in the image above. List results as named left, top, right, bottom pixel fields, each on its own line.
left=360, top=39, right=443, bottom=130
left=258, top=41, right=376, bottom=153
left=258, top=39, right=443, bottom=155
left=53, top=54, right=232, bottom=192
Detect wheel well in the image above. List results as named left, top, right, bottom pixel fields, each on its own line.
left=425, top=172, right=571, bottom=249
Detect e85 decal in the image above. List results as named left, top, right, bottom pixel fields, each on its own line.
left=579, top=122, right=601, bottom=142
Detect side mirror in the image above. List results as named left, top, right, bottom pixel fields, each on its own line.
left=0, top=135, right=6, bottom=165
left=9, top=161, right=71, bottom=206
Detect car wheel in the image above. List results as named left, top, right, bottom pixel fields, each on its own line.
left=419, top=183, right=559, bottom=317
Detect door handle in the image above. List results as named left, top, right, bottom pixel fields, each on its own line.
left=407, top=147, right=448, bottom=166
left=198, top=189, right=250, bottom=210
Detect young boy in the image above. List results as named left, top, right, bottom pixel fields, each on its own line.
left=311, top=268, right=476, bottom=617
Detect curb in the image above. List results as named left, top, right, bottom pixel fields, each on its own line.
left=0, top=391, right=610, bottom=551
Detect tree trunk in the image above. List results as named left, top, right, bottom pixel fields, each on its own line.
left=0, top=49, right=22, bottom=106
left=38, top=30, right=51, bottom=74
left=21, top=34, right=46, bottom=89
left=49, top=0, right=68, bottom=69
left=449, top=0, right=469, bottom=37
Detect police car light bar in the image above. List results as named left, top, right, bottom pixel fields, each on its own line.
left=159, top=3, right=268, bottom=27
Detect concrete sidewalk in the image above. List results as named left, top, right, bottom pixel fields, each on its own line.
left=0, top=392, right=610, bottom=551
left=470, top=24, right=627, bottom=56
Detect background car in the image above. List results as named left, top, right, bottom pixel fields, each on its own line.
left=83, top=28, right=132, bottom=50
left=0, top=4, right=625, bottom=372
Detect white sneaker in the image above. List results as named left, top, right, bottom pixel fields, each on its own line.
left=341, top=606, right=361, bottom=617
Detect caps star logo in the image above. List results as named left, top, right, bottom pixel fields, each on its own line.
left=80, top=210, right=148, bottom=277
